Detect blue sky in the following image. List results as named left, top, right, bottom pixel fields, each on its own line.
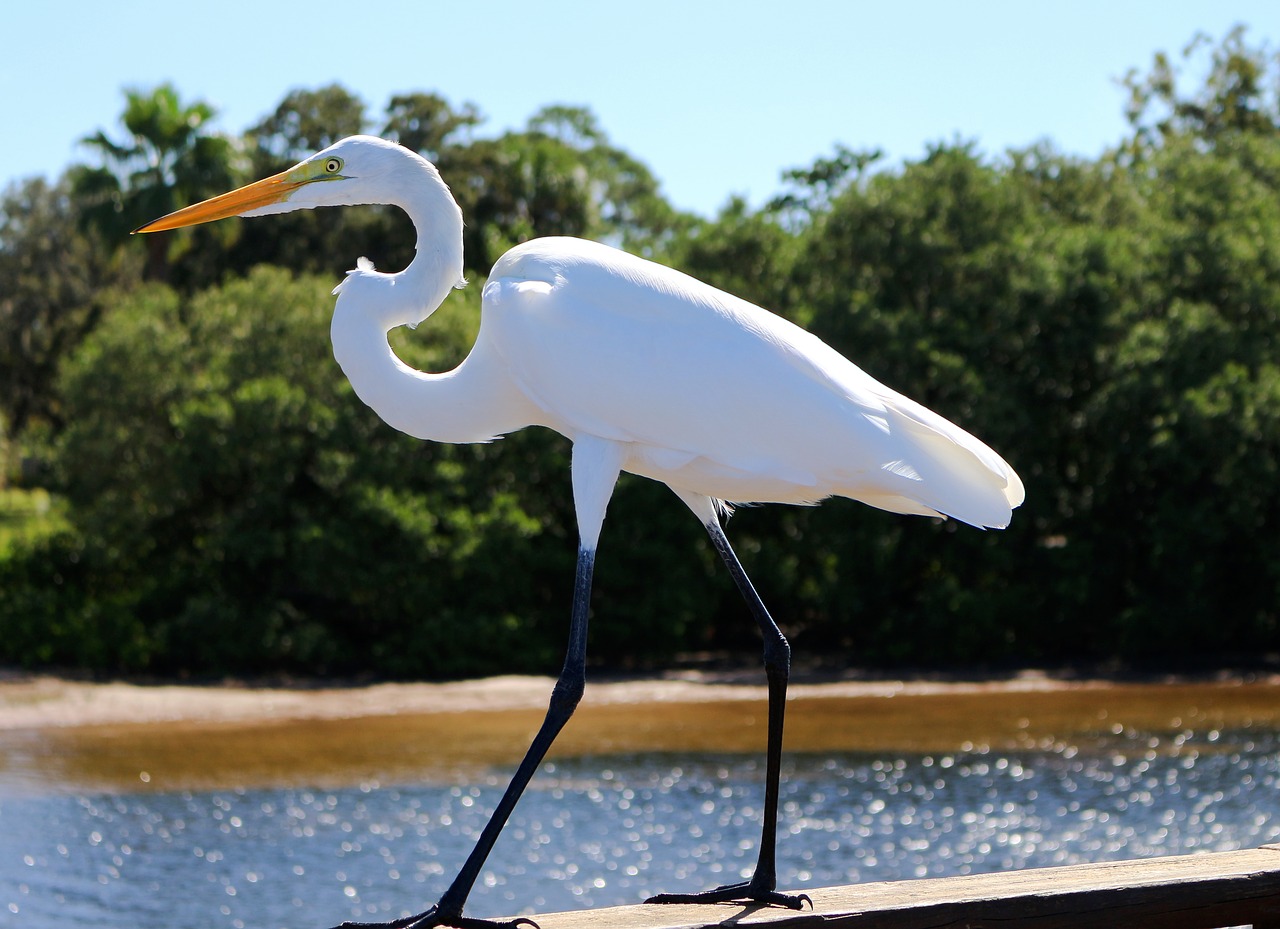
left=2, top=1, right=1276, bottom=216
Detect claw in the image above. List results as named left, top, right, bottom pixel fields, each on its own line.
left=645, top=881, right=812, bottom=910
left=454, top=918, right=540, bottom=929
left=327, top=916, right=423, bottom=929
left=326, top=909, right=539, bottom=929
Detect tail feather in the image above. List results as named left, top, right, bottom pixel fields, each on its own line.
left=854, top=397, right=1023, bottom=529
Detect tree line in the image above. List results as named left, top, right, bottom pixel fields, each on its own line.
left=1, top=28, right=1277, bottom=677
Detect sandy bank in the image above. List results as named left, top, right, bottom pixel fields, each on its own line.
left=2, top=669, right=1275, bottom=732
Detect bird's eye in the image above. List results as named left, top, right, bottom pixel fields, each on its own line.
left=325, top=158, right=343, bottom=174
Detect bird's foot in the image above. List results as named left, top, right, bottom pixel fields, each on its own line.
left=645, top=879, right=812, bottom=910
left=326, top=905, right=539, bottom=929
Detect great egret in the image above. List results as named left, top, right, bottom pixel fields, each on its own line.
left=137, top=135, right=1024, bottom=929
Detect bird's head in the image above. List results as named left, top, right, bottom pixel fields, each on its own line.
left=134, top=135, right=426, bottom=232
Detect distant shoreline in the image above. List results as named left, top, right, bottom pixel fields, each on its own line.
left=5, top=669, right=1279, bottom=795
left=3, top=668, right=1278, bottom=732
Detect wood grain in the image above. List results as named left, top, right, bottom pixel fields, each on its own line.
left=521, top=846, right=1280, bottom=929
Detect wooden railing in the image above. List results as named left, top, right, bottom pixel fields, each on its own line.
left=525, top=845, right=1280, bottom=928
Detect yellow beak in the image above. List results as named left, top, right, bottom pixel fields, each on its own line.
left=132, top=169, right=306, bottom=234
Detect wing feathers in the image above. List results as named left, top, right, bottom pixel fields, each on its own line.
left=484, top=237, right=1022, bottom=528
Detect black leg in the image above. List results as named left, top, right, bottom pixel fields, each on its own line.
left=646, top=518, right=810, bottom=911
left=328, top=547, right=597, bottom=929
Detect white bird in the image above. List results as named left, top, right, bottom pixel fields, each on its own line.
left=137, top=135, right=1023, bottom=929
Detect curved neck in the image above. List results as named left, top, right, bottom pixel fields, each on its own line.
left=352, top=153, right=466, bottom=331
left=331, top=307, right=536, bottom=444
left=329, top=153, right=537, bottom=444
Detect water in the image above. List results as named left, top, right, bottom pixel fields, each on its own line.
left=5, top=728, right=1280, bottom=927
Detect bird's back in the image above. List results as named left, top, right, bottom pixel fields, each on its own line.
left=484, top=237, right=1023, bottom=528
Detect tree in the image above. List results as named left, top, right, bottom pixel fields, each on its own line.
left=670, top=196, right=797, bottom=313
left=434, top=105, right=689, bottom=273
left=767, top=144, right=883, bottom=228
left=225, top=86, right=416, bottom=281
left=1122, top=25, right=1280, bottom=154
left=525, top=105, right=688, bottom=252
left=14, top=31, right=1280, bottom=677
left=247, top=84, right=368, bottom=175
left=382, top=92, right=482, bottom=161
left=2, top=266, right=714, bottom=676
left=68, top=84, right=236, bottom=282
left=0, top=178, right=137, bottom=441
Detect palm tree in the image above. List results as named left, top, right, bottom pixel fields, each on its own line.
left=69, top=84, right=236, bottom=281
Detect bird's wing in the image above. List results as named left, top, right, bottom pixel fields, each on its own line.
left=483, top=238, right=1020, bottom=526
left=483, top=239, right=861, bottom=475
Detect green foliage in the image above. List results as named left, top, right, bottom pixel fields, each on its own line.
left=248, top=84, right=369, bottom=174
left=68, top=84, right=237, bottom=284
left=4, top=29, right=1280, bottom=677
left=0, top=527, right=157, bottom=671
left=1123, top=25, right=1280, bottom=152
left=1076, top=127, right=1280, bottom=658
left=0, top=269, right=707, bottom=676
left=383, top=92, right=482, bottom=160
left=0, top=177, right=137, bottom=438
left=224, top=90, right=685, bottom=284
left=0, top=489, right=68, bottom=557
left=436, top=104, right=688, bottom=271
left=668, top=197, right=798, bottom=310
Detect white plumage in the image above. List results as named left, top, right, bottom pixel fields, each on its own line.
left=482, top=236, right=1022, bottom=527
left=137, top=134, right=1023, bottom=929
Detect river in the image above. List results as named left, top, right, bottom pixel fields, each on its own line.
left=2, top=675, right=1278, bottom=927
